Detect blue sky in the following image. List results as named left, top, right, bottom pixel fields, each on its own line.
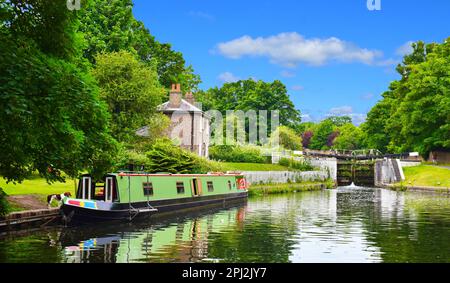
left=132, top=0, right=450, bottom=125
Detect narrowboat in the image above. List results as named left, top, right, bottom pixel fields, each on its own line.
left=61, top=172, right=248, bottom=223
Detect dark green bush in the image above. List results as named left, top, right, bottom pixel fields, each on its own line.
left=209, top=145, right=266, bottom=163
left=0, top=188, right=10, bottom=217
left=146, top=139, right=223, bottom=174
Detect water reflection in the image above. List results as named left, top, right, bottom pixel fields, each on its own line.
left=1, top=188, right=450, bottom=263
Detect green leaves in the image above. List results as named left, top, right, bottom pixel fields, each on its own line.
left=0, top=20, right=117, bottom=183
left=365, top=38, right=450, bottom=156
left=93, top=50, right=165, bottom=143
left=145, top=140, right=222, bottom=174
left=79, top=0, right=200, bottom=91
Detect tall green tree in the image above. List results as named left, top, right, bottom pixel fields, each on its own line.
left=364, top=39, right=450, bottom=155
left=78, top=0, right=201, bottom=91
left=0, top=0, right=117, bottom=183
left=333, top=124, right=366, bottom=150
left=197, top=79, right=302, bottom=134
left=308, top=119, right=336, bottom=150
left=93, top=51, right=165, bottom=143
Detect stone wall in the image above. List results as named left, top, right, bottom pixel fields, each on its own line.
left=242, top=171, right=328, bottom=185
left=375, top=159, right=405, bottom=186
left=309, top=158, right=337, bottom=181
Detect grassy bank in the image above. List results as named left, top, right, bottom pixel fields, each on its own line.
left=0, top=176, right=76, bottom=213
left=248, top=179, right=335, bottom=196
left=0, top=176, right=76, bottom=196
left=401, top=165, right=450, bottom=188
left=221, top=163, right=291, bottom=172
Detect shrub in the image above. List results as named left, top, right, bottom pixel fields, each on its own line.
left=116, top=150, right=149, bottom=172
left=209, top=145, right=266, bottom=163
left=270, top=126, right=303, bottom=150
left=146, top=139, right=223, bottom=174
left=0, top=188, right=10, bottom=217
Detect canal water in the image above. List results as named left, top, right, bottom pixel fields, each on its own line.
left=1, top=187, right=450, bottom=263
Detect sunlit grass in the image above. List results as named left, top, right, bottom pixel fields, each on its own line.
left=0, top=176, right=77, bottom=196
left=402, top=165, right=450, bottom=188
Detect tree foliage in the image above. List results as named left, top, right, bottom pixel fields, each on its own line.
left=146, top=140, right=222, bottom=174
left=271, top=126, right=303, bottom=151
left=93, top=50, right=165, bottom=143
left=78, top=0, right=201, bottom=91
left=196, top=79, right=302, bottom=136
left=209, top=145, right=266, bottom=164
left=364, top=39, right=450, bottom=155
left=0, top=1, right=117, bottom=183
left=333, top=123, right=366, bottom=150
left=308, top=119, right=336, bottom=150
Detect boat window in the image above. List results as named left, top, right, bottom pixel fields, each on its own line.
left=143, top=182, right=153, bottom=196
left=228, top=180, right=232, bottom=190
left=207, top=181, right=214, bottom=192
left=176, top=182, right=185, bottom=194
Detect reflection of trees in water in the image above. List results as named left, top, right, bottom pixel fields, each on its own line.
left=0, top=229, right=64, bottom=263
left=58, top=204, right=248, bottom=263
left=359, top=190, right=450, bottom=263
left=205, top=196, right=302, bottom=263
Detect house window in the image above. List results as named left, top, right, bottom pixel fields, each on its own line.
left=176, top=182, right=185, bottom=194
left=207, top=181, right=214, bottom=192
left=228, top=180, right=232, bottom=190
left=143, top=182, right=153, bottom=196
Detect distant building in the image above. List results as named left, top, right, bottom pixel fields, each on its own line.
left=157, top=84, right=211, bottom=158
left=429, top=150, right=450, bottom=164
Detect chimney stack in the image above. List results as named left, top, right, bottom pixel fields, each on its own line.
left=185, top=92, right=195, bottom=106
left=169, top=83, right=182, bottom=108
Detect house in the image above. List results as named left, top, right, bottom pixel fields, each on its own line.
left=429, top=150, right=450, bottom=164
left=157, top=84, right=211, bottom=158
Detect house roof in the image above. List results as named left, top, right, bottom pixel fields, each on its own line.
left=158, top=99, right=203, bottom=113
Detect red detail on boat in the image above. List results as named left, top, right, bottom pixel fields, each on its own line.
left=68, top=200, right=81, bottom=206
left=238, top=178, right=247, bottom=190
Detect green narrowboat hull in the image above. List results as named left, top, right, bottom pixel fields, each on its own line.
left=61, top=173, right=249, bottom=223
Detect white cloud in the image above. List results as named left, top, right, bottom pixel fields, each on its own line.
left=396, top=41, right=414, bottom=56
left=281, top=70, right=296, bottom=78
left=218, top=72, right=240, bottom=83
left=329, top=106, right=354, bottom=116
left=351, top=114, right=367, bottom=126
left=325, top=106, right=367, bottom=126
left=292, top=85, right=304, bottom=91
left=215, top=32, right=384, bottom=67
left=301, top=114, right=313, bottom=122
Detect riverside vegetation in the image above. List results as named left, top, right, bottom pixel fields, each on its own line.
left=1, top=1, right=449, bottom=215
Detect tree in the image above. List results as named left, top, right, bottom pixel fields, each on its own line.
left=0, top=0, right=117, bottom=183
left=78, top=0, right=201, bottom=91
left=327, top=116, right=352, bottom=127
left=93, top=51, right=165, bottom=143
left=308, top=119, right=336, bottom=150
left=271, top=126, right=303, bottom=151
left=302, top=131, right=314, bottom=149
left=197, top=79, right=302, bottom=135
left=333, top=124, right=366, bottom=150
left=363, top=38, right=450, bottom=156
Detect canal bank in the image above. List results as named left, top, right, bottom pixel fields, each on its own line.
left=382, top=184, right=450, bottom=194
left=248, top=180, right=335, bottom=196
left=1, top=186, right=450, bottom=263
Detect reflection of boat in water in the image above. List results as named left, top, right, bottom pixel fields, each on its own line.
left=61, top=172, right=248, bottom=223
left=61, top=203, right=247, bottom=263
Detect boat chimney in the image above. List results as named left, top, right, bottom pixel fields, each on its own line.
left=169, top=83, right=182, bottom=108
